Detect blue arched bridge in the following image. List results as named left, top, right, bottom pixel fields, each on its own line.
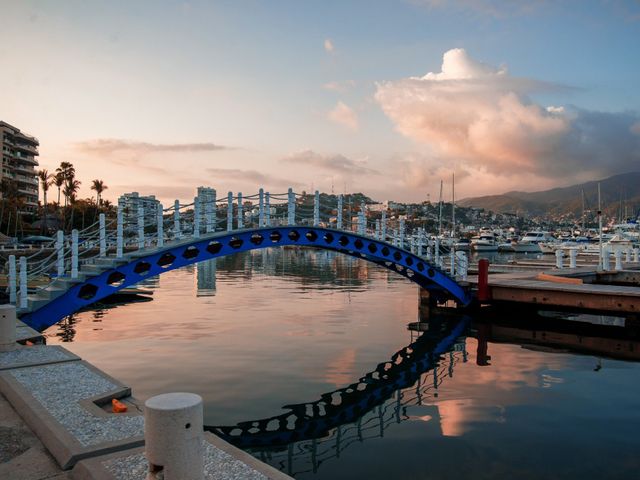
left=7, top=189, right=472, bottom=331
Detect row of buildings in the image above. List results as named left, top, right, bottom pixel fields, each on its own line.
left=1, top=120, right=40, bottom=212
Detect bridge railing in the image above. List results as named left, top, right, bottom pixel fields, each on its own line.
left=6, top=188, right=469, bottom=310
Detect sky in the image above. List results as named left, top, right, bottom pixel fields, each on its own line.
left=1, top=0, right=640, bottom=205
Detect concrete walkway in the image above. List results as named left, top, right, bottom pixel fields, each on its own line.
left=0, top=392, right=69, bottom=480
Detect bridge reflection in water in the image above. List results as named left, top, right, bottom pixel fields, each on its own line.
left=206, top=315, right=470, bottom=477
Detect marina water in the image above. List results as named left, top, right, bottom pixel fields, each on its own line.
left=47, top=248, right=640, bottom=479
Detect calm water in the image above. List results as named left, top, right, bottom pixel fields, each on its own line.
left=46, top=248, right=640, bottom=479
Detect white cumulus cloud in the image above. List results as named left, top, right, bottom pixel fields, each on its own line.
left=375, top=48, right=640, bottom=179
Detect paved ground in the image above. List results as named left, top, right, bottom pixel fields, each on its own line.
left=0, top=392, right=69, bottom=480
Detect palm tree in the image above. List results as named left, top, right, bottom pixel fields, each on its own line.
left=91, top=179, right=107, bottom=208
left=63, top=178, right=81, bottom=231
left=38, top=169, right=53, bottom=234
left=56, top=162, right=75, bottom=207
left=53, top=172, right=65, bottom=206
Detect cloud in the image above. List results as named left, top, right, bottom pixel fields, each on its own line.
left=322, top=80, right=356, bottom=93
left=205, top=168, right=297, bottom=188
left=324, top=38, right=335, bottom=53
left=375, top=48, right=640, bottom=180
left=75, top=138, right=231, bottom=156
left=282, top=150, right=378, bottom=175
left=392, top=153, right=470, bottom=189
left=327, top=101, right=359, bottom=130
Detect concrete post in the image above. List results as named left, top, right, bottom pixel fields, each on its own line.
left=375, top=219, right=381, bottom=240
left=0, top=304, right=16, bottom=352
left=157, top=204, right=164, bottom=248
left=287, top=188, right=295, bottom=226
left=174, top=200, right=182, bottom=240
left=417, top=229, right=424, bottom=257
left=555, top=249, right=564, bottom=269
left=625, top=248, right=632, bottom=264
left=381, top=211, right=387, bottom=241
left=258, top=188, right=265, bottom=227
left=602, top=246, right=611, bottom=270
left=634, top=248, right=639, bottom=263
left=8, top=255, right=16, bottom=304
left=456, top=251, right=468, bottom=280
left=237, top=192, right=243, bottom=229
left=314, top=190, right=320, bottom=226
left=226, top=192, right=233, bottom=232
left=19, top=257, right=27, bottom=309
left=145, top=393, right=204, bottom=480
left=138, top=205, right=145, bottom=249
left=205, top=194, right=214, bottom=234
left=569, top=248, right=577, bottom=269
left=399, top=219, right=405, bottom=249
left=193, top=197, right=201, bottom=238
left=265, top=192, right=271, bottom=227
left=337, top=194, right=343, bottom=230
left=56, top=230, right=65, bottom=275
left=117, top=204, right=124, bottom=258
left=614, top=249, right=623, bottom=271
left=427, top=244, right=432, bottom=261
left=99, top=213, right=106, bottom=257
left=71, top=230, right=79, bottom=279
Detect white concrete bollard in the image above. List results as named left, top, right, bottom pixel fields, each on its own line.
left=226, top=192, right=233, bottom=232
left=555, top=249, right=564, bottom=269
left=456, top=251, right=468, bottom=280
left=0, top=304, right=16, bottom=352
left=602, top=247, right=611, bottom=271
left=313, top=190, right=320, bottom=227
left=399, top=219, right=405, bottom=248
left=634, top=248, right=640, bottom=263
left=174, top=200, right=182, bottom=240
left=625, top=248, right=631, bottom=264
left=157, top=204, right=164, bottom=248
left=569, top=248, right=577, bottom=269
left=56, top=230, right=65, bottom=276
left=117, top=204, right=124, bottom=258
left=193, top=196, right=201, bottom=238
left=145, top=393, right=204, bottom=480
left=381, top=211, right=386, bottom=240
left=258, top=188, right=265, bottom=227
left=614, top=249, right=623, bottom=271
left=71, top=230, right=79, bottom=279
left=99, top=213, right=106, bottom=257
left=337, top=194, right=343, bottom=230
left=264, top=192, right=271, bottom=227
left=138, top=205, right=145, bottom=249
left=237, top=192, right=243, bottom=229
left=287, top=188, right=295, bottom=226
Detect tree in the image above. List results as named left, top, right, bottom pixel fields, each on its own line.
left=53, top=172, right=65, bottom=206
left=37, top=169, right=53, bottom=234
left=90, top=179, right=107, bottom=208
left=56, top=162, right=75, bottom=207
left=63, top=178, right=81, bottom=231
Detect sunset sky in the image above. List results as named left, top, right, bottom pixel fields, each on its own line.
left=2, top=0, right=639, bottom=204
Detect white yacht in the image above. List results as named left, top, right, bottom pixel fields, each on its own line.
left=471, top=232, right=498, bottom=251
left=512, top=231, right=555, bottom=253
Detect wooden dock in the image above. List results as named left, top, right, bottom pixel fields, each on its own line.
left=464, top=266, right=640, bottom=315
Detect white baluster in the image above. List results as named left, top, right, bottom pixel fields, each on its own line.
left=19, top=257, right=27, bottom=309
left=314, top=190, right=320, bottom=226
left=138, top=204, right=145, bottom=249
left=193, top=196, right=201, bottom=238
left=569, top=248, right=577, bottom=269
left=8, top=255, right=16, bottom=304
left=71, top=230, right=79, bottom=279
left=265, top=192, right=271, bottom=227
left=237, top=192, right=243, bottom=229
left=205, top=192, right=214, bottom=234
left=227, top=192, right=233, bottom=231
left=634, top=248, right=639, bottom=263
left=614, top=249, right=623, bottom=271
left=358, top=203, right=365, bottom=236
left=287, top=188, right=295, bottom=226
left=157, top=204, right=164, bottom=248
left=375, top=219, right=381, bottom=240
left=174, top=200, right=182, bottom=240
left=259, top=188, right=265, bottom=227
left=399, top=218, right=405, bottom=249
left=337, top=194, right=343, bottom=230
left=56, top=230, right=65, bottom=275
left=555, top=249, right=564, bottom=269
left=625, top=248, right=631, bottom=264
left=117, top=203, right=124, bottom=258
left=99, top=213, right=106, bottom=257
left=381, top=211, right=387, bottom=241
left=602, top=246, right=611, bottom=270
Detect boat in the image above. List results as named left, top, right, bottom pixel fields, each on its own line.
left=512, top=231, right=555, bottom=253
left=498, top=240, right=515, bottom=252
left=471, top=232, right=498, bottom=251
left=453, top=238, right=471, bottom=251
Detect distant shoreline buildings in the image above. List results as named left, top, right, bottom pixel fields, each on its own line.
left=0, top=120, right=39, bottom=213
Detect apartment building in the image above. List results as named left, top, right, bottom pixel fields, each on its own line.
left=118, top=192, right=160, bottom=230
left=0, top=121, right=39, bottom=212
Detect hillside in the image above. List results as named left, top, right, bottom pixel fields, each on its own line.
left=459, top=172, right=640, bottom=218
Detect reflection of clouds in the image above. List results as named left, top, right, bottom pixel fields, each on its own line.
left=324, top=348, right=357, bottom=387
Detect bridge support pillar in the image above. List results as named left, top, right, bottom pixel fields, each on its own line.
left=0, top=304, right=16, bottom=352
left=145, top=392, right=204, bottom=480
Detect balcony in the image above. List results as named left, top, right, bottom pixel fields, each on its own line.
left=14, top=143, right=39, bottom=156
left=14, top=155, right=39, bottom=166
left=15, top=175, right=38, bottom=186
left=13, top=163, right=36, bottom=175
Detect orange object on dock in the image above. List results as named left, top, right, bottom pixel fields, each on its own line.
left=536, top=273, right=583, bottom=285
left=112, top=398, right=128, bottom=413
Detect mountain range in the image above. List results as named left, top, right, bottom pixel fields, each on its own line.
left=458, top=172, right=640, bottom=219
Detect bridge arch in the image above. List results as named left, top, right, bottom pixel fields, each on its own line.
left=20, top=226, right=471, bottom=331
